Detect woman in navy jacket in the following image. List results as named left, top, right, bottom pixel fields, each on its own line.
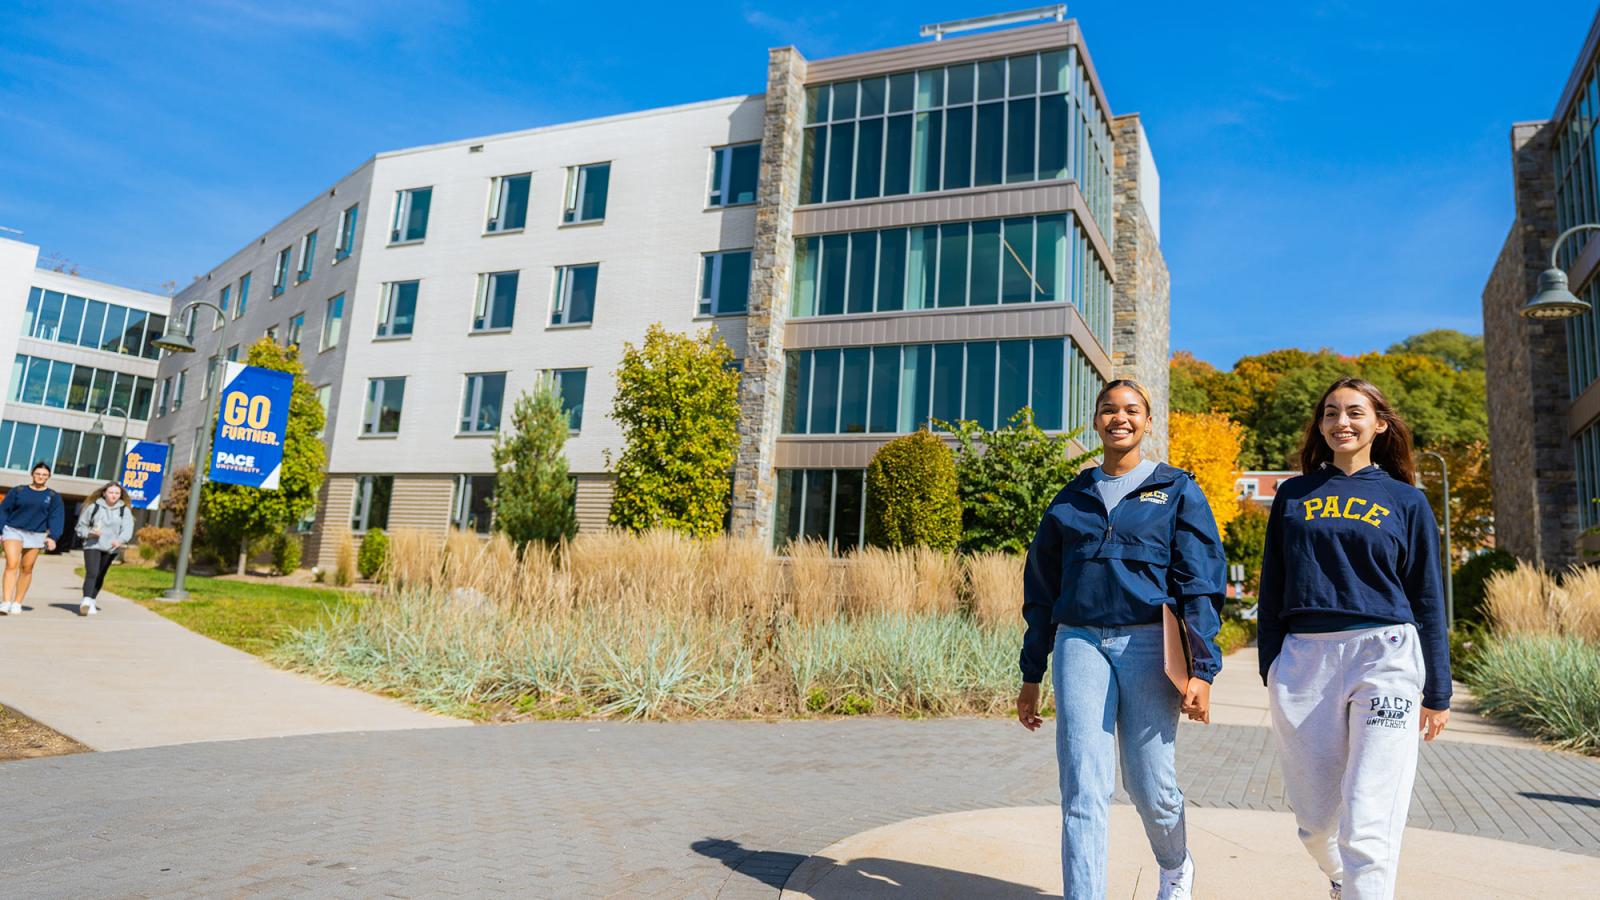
left=0, top=461, right=65, bottom=616
left=1016, top=380, right=1226, bottom=900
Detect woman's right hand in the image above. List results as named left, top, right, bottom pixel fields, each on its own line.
left=1016, top=682, right=1043, bottom=731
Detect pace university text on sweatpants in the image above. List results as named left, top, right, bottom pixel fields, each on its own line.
left=1267, top=624, right=1425, bottom=900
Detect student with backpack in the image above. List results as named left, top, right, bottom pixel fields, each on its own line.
left=0, top=462, right=66, bottom=615
left=75, top=481, right=134, bottom=616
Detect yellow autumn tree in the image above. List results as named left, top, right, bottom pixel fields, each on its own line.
left=1168, top=411, right=1244, bottom=535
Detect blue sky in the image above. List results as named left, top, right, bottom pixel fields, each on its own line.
left=1, top=0, right=1595, bottom=367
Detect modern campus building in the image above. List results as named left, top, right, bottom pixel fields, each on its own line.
left=0, top=237, right=169, bottom=513
left=145, top=14, right=1170, bottom=567
left=1484, top=6, right=1600, bottom=567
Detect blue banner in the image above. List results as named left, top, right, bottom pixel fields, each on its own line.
left=121, top=441, right=168, bottom=509
left=210, top=362, right=293, bottom=489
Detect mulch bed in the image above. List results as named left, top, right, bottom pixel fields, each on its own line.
left=0, top=705, right=91, bottom=762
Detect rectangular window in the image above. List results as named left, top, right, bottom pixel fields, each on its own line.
left=264, top=324, right=278, bottom=343
left=272, top=247, right=291, bottom=297
left=33, top=290, right=62, bottom=340
left=452, top=474, right=496, bottom=534
left=101, top=304, right=126, bottom=354
left=157, top=377, right=171, bottom=417
left=80, top=300, right=106, bottom=349
left=998, top=339, right=1031, bottom=425
left=932, top=343, right=963, bottom=424
left=321, top=293, right=344, bottom=350
left=809, top=349, right=841, bottom=434
left=772, top=469, right=867, bottom=553
left=563, top=163, right=610, bottom=223
left=287, top=313, right=305, bottom=348
left=335, top=204, right=359, bottom=260
left=869, top=345, right=900, bottom=433
left=7, top=422, right=36, bottom=471
left=173, top=370, right=187, bottom=412
left=236, top=274, right=251, bottom=318
left=20, top=356, right=48, bottom=404
left=58, top=294, right=85, bottom=345
left=459, top=372, right=506, bottom=433
left=474, top=271, right=518, bottom=331
left=123, top=309, right=147, bottom=358
left=351, top=475, right=393, bottom=532
left=1032, top=338, right=1064, bottom=430
left=965, top=341, right=997, bottom=429
left=391, top=187, right=432, bottom=243
left=22, top=289, right=39, bottom=339
left=44, top=360, right=71, bottom=408
left=709, top=143, right=760, bottom=207
left=551, top=264, right=598, bottom=325
left=296, top=230, right=317, bottom=283
left=839, top=347, right=870, bottom=433
left=363, top=377, right=405, bottom=435
left=847, top=232, right=876, bottom=314
left=550, top=368, right=587, bottom=431
left=217, top=286, right=231, bottom=329
left=487, top=174, right=531, bottom=232
left=700, top=251, right=752, bottom=316
left=68, top=365, right=93, bottom=411
left=131, top=376, right=154, bottom=421
left=819, top=234, right=848, bottom=316
left=143, top=312, right=166, bottom=360
left=377, top=281, right=418, bottom=338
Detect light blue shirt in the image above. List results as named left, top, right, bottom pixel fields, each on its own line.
left=1090, top=458, right=1159, bottom=513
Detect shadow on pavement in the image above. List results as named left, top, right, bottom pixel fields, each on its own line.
left=693, top=838, right=1051, bottom=897
left=1520, top=791, right=1600, bottom=809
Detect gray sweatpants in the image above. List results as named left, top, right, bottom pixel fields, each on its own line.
left=1267, top=624, right=1425, bottom=900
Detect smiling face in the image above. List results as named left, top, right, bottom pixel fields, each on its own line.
left=1319, top=387, right=1387, bottom=458
left=1095, top=386, right=1149, bottom=454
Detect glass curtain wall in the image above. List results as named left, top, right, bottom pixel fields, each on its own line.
left=772, top=469, right=865, bottom=551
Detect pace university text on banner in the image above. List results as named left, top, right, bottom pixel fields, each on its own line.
left=209, top=361, right=292, bottom=490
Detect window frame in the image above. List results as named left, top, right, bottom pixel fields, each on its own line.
left=699, top=249, right=753, bottom=317
left=390, top=186, right=433, bottom=244
left=335, top=203, right=359, bottom=261
left=272, top=247, right=291, bottom=297
left=296, top=230, right=317, bottom=283
left=321, top=293, right=345, bottom=351
left=216, top=285, right=231, bottom=330
left=350, top=474, right=394, bottom=532
left=451, top=473, right=497, bottom=534
left=562, top=162, right=610, bottom=224
left=362, top=376, right=406, bottom=436
left=550, top=263, right=599, bottom=326
left=473, top=271, right=519, bottom=333
left=236, top=274, right=251, bottom=319
left=546, top=368, right=588, bottom=432
left=458, top=371, right=507, bottom=434
left=708, top=142, right=761, bottom=208
left=287, top=313, right=305, bottom=348
left=485, top=173, right=532, bottom=233
left=376, top=281, right=418, bottom=339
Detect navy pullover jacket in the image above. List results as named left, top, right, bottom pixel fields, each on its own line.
left=1020, top=463, right=1226, bottom=685
left=1257, top=464, right=1452, bottom=710
left=0, top=485, right=64, bottom=541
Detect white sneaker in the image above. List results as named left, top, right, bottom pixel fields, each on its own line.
left=1, top=601, right=15, bottom=615
left=1156, top=852, right=1194, bottom=900
left=79, top=598, right=97, bottom=616
left=0, top=601, right=9, bottom=615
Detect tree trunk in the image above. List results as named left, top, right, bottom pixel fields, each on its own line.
left=237, top=537, right=248, bottom=576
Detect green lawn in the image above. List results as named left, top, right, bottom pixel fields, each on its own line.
left=100, top=567, right=361, bottom=656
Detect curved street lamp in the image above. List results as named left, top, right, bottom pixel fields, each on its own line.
left=150, top=300, right=228, bottom=600
left=1523, top=223, right=1600, bottom=318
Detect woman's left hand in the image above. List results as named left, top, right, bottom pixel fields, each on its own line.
left=1181, top=679, right=1211, bottom=724
left=1420, top=707, right=1450, bottom=741
left=44, top=538, right=55, bottom=551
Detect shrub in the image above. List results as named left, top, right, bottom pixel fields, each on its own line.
left=1223, top=503, right=1270, bottom=591
left=1216, top=617, right=1256, bottom=655
left=358, top=528, right=389, bottom=580
left=864, top=430, right=961, bottom=551
left=1452, top=549, right=1515, bottom=625
left=332, top=532, right=356, bottom=587
left=939, top=409, right=1097, bottom=554
left=1464, top=634, right=1600, bottom=755
left=271, top=532, right=303, bottom=576
left=492, top=386, right=577, bottom=548
left=135, top=526, right=181, bottom=564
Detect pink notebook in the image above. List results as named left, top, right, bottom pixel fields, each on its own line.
left=1162, top=603, right=1193, bottom=696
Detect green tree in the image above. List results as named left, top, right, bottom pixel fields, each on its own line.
left=864, top=430, right=962, bottom=551
left=939, top=409, right=1099, bottom=553
left=200, top=339, right=326, bottom=574
left=1169, top=351, right=1218, bottom=415
left=1386, top=330, right=1485, bottom=372
left=491, top=385, right=577, bottom=548
left=608, top=324, right=741, bottom=538
left=1223, top=503, right=1270, bottom=592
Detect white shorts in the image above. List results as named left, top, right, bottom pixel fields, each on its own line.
left=1, top=526, right=47, bottom=549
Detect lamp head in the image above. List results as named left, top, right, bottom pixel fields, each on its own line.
left=1522, top=268, right=1594, bottom=319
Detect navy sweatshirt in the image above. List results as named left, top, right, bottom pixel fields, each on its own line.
left=1020, top=463, right=1226, bottom=685
left=1257, top=464, right=1452, bottom=710
left=0, top=485, right=64, bottom=541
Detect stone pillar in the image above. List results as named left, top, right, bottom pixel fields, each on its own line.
left=1483, top=120, right=1580, bottom=568
left=1110, top=114, right=1172, bottom=460
left=730, top=46, right=808, bottom=542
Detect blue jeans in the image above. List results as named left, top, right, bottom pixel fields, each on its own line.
left=1053, top=623, right=1187, bottom=898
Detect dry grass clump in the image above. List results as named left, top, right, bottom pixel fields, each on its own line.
left=332, top=531, right=357, bottom=587
left=1486, top=562, right=1600, bottom=642
left=784, top=539, right=842, bottom=623
left=965, top=552, right=1023, bottom=626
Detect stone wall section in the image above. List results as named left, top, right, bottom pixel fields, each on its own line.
left=730, top=47, right=808, bottom=542
left=1483, top=121, right=1581, bottom=568
left=1110, top=114, right=1171, bottom=459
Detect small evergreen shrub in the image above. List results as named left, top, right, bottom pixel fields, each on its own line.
left=272, top=532, right=303, bottom=576
left=358, top=528, right=389, bottom=580
left=1216, top=617, right=1257, bottom=655
left=864, top=430, right=961, bottom=551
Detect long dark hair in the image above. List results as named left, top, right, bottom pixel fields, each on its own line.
left=1298, top=377, right=1416, bottom=485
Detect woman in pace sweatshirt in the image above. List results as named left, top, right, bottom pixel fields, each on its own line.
left=1017, top=379, right=1226, bottom=900
left=0, top=461, right=65, bottom=616
left=1258, top=377, right=1450, bottom=900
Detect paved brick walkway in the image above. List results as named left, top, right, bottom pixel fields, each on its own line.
left=3, top=718, right=1598, bottom=897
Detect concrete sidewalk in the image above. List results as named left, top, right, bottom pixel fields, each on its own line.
left=0, top=552, right=463, bottom=751
left=1206, top=645, right=1531, bottom=749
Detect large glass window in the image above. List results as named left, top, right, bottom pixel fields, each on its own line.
left=474, top=271, right=518, bottom=331
left=709, top=143, right=759, bottom=207
left=80, top=300, right=106, bottom=348
left=6, top=356, right=159, bottom=420
left=700, top=251, right=751, bottom=316
left=272, top=247, right=291, bottom=297
left=296, top=230, right=317, bottom=283
left=550, top=368, right=587, bottom=431
left=321, top=293, right=344, bottom=350
left=459, top=372, right=506, bottom=433
left=791, top=214, right=1097, bottom=334
left=235, top=274, right=251, bottom=319
left=452, top=474, right=496, bottom=534
left=782, top=338, right=1088, bottom=436
left=363, top=377, right=405, bottom=435
left=216, top=286, right=231, bottom=328
left=552, top=264, right=598, bottom=325
left=391, top=187, right=432, bottom=243
left=487, top=174, right=531, bottom=232
left=59, top=294, right=85, bottom=345
left=563, top=163, right=610, bottom=224
left=351, top=475, right=393, bottom=532
left=377, top=281, right=418, bottom=338
left=336, top=204, right=359, bottom=260
left=772, top=469, right=866, bottom=552
left=798, top=49, right=1114, bottom=231
left=100, top=304, right=126, bottom=354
